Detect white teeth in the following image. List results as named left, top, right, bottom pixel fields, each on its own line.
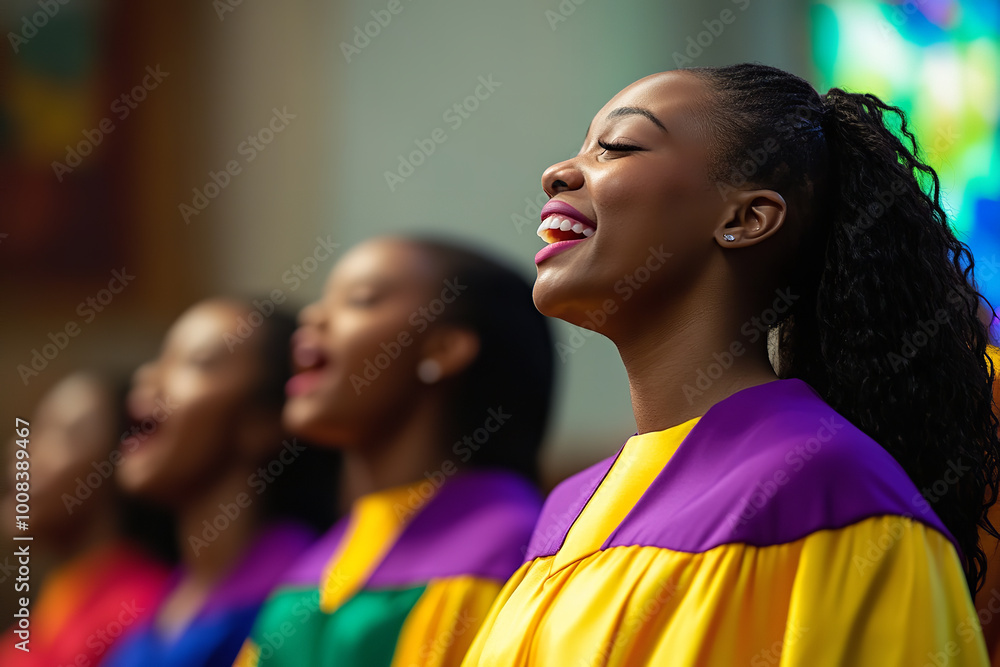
left=536, top=214, right=596, bottom=239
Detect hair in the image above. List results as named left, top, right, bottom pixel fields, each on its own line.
left=237, top=300, right=341, bottom=532
left=686, top=63, right=999, bottom=593
left=407, top=238, right=555, bottom=484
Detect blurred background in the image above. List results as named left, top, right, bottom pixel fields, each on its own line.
left=1, top=0, right=997, bottom=486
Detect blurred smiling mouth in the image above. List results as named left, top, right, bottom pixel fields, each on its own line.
left=535, top=201, right=597, bottom=265
left=287, top=343, right=329, bottom=397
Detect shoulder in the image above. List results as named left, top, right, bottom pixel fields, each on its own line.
left=369, top=470, right=543, bottom=586
left=525, top=452, right=619, bottom=561
left=280, top=517, right=350, bottom=587
left=606, top=379, right=956, bottom=553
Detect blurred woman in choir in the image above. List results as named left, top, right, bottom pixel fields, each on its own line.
left=102, top=298, right=338, bottom=667
left=0, top=372, right=171, bottom=667
left=232, top=236, right=554, bottom=667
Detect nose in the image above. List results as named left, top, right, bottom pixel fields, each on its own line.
left=127, top=361, right=159, bottom=418
left=542, top=158, right=584, bottom=197
left=298, top=300, right=326, bottom=329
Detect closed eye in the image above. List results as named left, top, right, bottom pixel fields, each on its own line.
left=598, top=140, right=644, bottom=154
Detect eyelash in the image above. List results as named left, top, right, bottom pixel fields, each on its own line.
left=598, top=140, right=642, bottom=154
left=347, top=292, right=380, bottom=307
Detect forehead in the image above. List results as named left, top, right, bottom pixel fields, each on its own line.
left=168, top=301, right=248, bottom=349
left=327, top=238, right=437, bottom=288
left=593, top=70, right=711, bottom=135
left=37, top=375, right=109, bottom=425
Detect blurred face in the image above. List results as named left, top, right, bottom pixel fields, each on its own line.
left=2, top=375, right=115, bottom=538
left=283, top=238, right=439, bottom=445
left=117, top=301, right=265, bottom=504
left=535, top=71, right=727, bottom=327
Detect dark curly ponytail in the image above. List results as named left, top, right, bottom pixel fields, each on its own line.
left=688, top=63, right=999, bottom=594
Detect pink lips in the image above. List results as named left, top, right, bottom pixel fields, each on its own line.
left=535, top=240, right=586, bottom=264
left=287, top=332, right=328, bottom=397
left=539, top=201, right=596, bottom=229
left=535, top=200, right=596, bottom=265
left=286, top=371, right=324, bottom=396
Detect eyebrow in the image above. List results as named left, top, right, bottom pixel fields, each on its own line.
left=606, top=106, right=668, bottom=131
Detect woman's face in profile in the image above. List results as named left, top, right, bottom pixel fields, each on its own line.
left=282, top=238, right=439, bottom=446
left=534, top=71, right=730, bottom=331
left=2, top=374, right=115, bottom=538
left=117, top=300, right=264, bottom=504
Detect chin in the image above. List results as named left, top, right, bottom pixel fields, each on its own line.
left=282, top=400, right=313, bottom=436
left=282, top=406, right=336, bottom=447
left=531, top=278, right=604, bottom=330
left=531, top=274, right=570, bottom=319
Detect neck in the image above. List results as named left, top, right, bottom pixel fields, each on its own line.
left=42, top=492, right=121, bottom=561
left=338, top=395, right=447, bottom=509
left=175, top=466, right=262, bottom=584
left=613, top=285, right=782, bottom=434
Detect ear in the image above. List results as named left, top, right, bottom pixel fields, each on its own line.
left=714, top=190, right=786, bottom=248
left=419, top=326, right=481, bottom=381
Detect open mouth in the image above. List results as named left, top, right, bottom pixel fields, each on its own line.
left=120, top=412, right=163, bottom=452
left=536, top=200, right=597, bottom=244
left=292, top=345, right=327, bottom=374
left=287, top=339, right=329, bottom=396
left=536, top=214, right=595, bottom=243
left=534, top=201, right=597, bottom=265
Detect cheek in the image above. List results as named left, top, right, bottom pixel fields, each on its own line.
left=595, top=161, right=701, bottom=219
left=337, top=315, right=422, bottom=386
left=31, top=438, right=82, bottom=494
left=135, top=385, right=246, bottom=480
